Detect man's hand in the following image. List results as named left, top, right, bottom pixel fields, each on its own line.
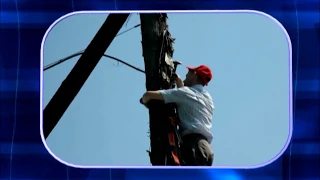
left=173, top=74, right=184, bottom=88
left=139, top=93, right=150, bottom=109
left=140, top=97, right=148, bottom=108
left=142, top=93, right=149, bottom=104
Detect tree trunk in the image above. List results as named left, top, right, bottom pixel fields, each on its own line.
left=140, top=13, right=176, bottom=166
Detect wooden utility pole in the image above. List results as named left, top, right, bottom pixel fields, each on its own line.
left=43, top=13, right=129, bottom=139
left=140, top=13, right=177, bottom=165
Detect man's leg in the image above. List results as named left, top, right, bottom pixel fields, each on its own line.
left=197, top=139, right=214, bottom=166
left=181, top=134, right=214, bottom=166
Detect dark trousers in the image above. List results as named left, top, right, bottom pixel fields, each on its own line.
left=180, top=133, right=214, bottom=166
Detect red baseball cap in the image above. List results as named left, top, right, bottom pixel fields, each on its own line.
left=186, top=65, right=213, bottom=85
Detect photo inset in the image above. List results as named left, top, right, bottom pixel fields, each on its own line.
left=41, top=11, right=292, bottom=167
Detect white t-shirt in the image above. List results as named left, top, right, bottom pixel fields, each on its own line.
left=159, top=85, right=214, bottom=144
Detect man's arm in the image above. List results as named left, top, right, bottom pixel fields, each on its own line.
left=142, top=91, right=164, bottom=104
left=142, top=87, right=189, bottom=104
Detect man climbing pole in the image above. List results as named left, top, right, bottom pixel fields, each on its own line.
left=141, top=65, right=215, bottom=166
left=140, top=13, right=214, bottom=166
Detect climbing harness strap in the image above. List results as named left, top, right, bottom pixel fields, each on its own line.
left=166, top=112, right=183, bottom=165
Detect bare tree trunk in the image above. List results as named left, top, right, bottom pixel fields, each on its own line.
left=140, top=13, right=177, bottom=166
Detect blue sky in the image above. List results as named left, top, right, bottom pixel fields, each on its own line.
left=43, top=12, right=291, bottom=167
